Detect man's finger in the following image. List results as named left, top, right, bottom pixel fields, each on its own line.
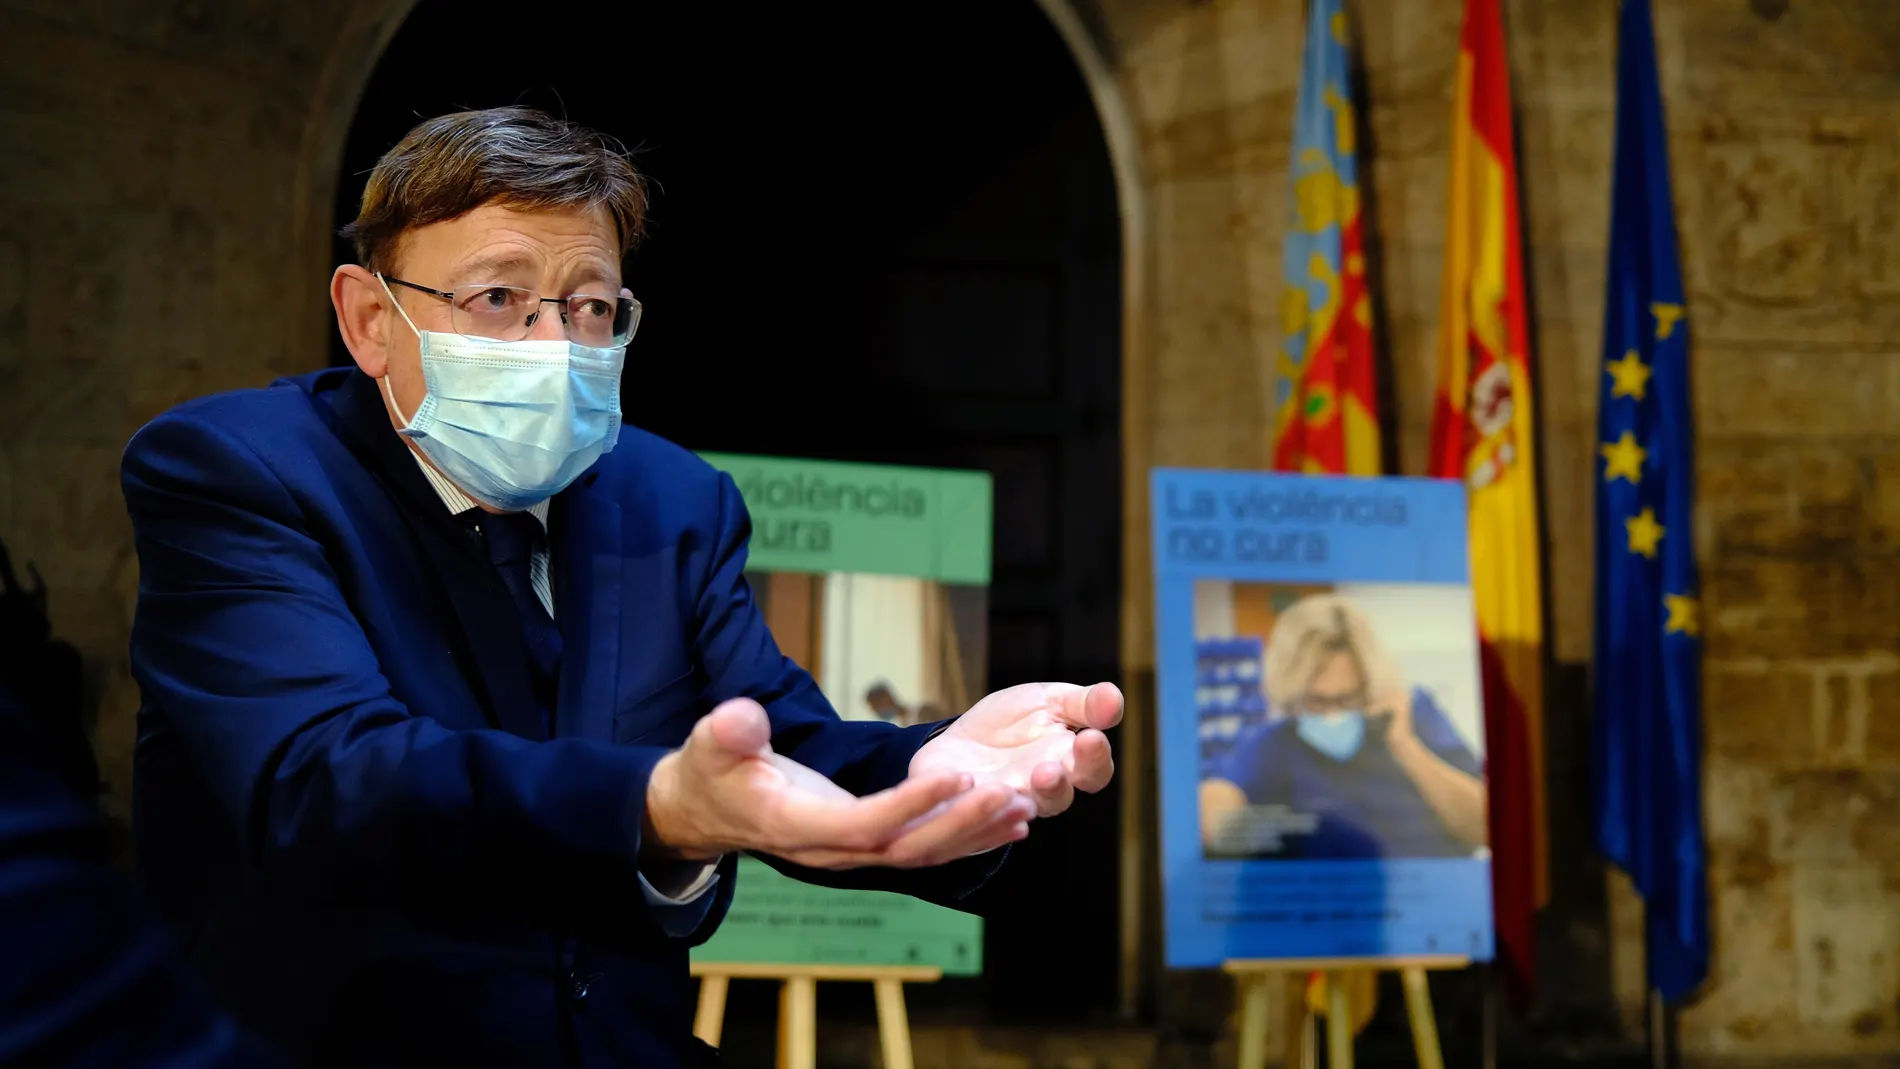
left=778, top=769, right=970, bottom=854
left=1042, top=681, right=1125, bottom=733
left=687, top=699, right=772, bottom=768
left=1069, top=729, right=1115, bottom=793
left=930, top=810, right=1031, bottom=864
left=934, top=794, right=1032, bottom=863
left=944, top=799, right=1034, bottom=860
left=883, top=785, right=1026, bottom=867
left=1029, top=760, right=1074, bottom=817
left=792, top=789, right=1031, bottom=870
left=1082, top=682, right=1125, bottom=731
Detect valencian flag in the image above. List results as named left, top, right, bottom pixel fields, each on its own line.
left=1271, top=0, right=1380, bottom=477
left=1273, top=0, right=1382, bottom=1034
left=1590, top=0, right=1710, bottom=1003
left=1427, top=0, right=1544, bottom=1009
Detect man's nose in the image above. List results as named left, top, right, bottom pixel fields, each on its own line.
left=525, top=301, right=568, bottom=342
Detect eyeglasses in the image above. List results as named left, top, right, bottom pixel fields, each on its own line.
left=1295, top=688, right=1368, bottom=715
left=382, top=275, right=642, bottom=348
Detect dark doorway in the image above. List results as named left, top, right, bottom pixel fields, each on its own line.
left=336, top=0, right=1125, bottom=1030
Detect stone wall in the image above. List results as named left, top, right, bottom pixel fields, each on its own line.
left=1655, top=0, right=1900, bottom=1056
left=1095, top=0, right=1900, bottom=1058
left=2, top=0, right=1898, bottom=1059
left=0, top=0, right=362, bottom=819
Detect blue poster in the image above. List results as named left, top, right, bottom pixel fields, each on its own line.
left=1151, top=468, right=1496, bottom=967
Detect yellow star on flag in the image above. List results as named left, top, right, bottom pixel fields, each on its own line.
left=1600, top=431, right=1646, bottom=484
left=1626, top=507, right=1664, bottom=558
left=1663, top=593, right=1699, bottom=636
left=1606, top=350, right=1650, bottom=401
left=1652, top=302, right=1685, bottom=340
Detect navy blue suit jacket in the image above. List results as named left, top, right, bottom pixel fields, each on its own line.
left=122, top=368, right=997, bottom=1068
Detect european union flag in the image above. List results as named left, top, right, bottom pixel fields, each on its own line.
left=1590, top=0, right=1709, bottom=1004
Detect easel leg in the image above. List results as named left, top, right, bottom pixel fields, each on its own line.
left=693, top=973, right=728, bottom=1047
left=1280, top=974, right=1312, bottom=1069
left=873, top=978, right=916, bottom=1069
left=1322, top=972, right=1352, bottom=1069
left=1400, top=968, right=1445, bottom=1069
left=777, top=982, right=791, bottom=1069
left=1324, top=972, right=1355, bottom=1069
left=1233, top=973, right=1269, bottom=1069
left=779, top=977, right=817, bottom=1069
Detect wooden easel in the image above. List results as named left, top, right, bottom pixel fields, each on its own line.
left=690, top=961, right=943, bottom=1069
left=1223, top=955, right=1467, bottom=1069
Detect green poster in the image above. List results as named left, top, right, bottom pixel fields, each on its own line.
left=689, top=453, right=992, bottom=975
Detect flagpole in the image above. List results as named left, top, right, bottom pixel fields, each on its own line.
left=1646, top=987, right=1675, bottom=1069
left=1480, top=963, right=1497, bottom=1069
left=1647, top=989, right=1663, bottom=1069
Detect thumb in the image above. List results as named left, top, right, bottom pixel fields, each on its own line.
left=685, top=698, right=773, bottom=769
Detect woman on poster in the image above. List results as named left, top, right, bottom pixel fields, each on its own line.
left=1199, top=593, right=1487, bottom=860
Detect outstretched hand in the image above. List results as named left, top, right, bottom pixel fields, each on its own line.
left=643, top=699, right=1036, bottom=870
left=910, top=681, right=1122, bottom=818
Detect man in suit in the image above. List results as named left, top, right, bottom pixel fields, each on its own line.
left=122, top=106, right=1120, bottom=1069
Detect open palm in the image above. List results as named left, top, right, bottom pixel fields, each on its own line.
left=911, top=681, right=1122, bottom=817
left=644, top=682, right=1123, bottom=873
left=647, top=699, right=1041, bottom=869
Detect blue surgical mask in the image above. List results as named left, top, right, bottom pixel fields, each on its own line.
left=379, top=276, right=626, bottom=512
left=1297, top=711, right=1366, bottom=761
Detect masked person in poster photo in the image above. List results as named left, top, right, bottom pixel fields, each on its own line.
left=120, top=106, right=1119, bottom=1069
left=1199, top=593, right=1486, bottom=861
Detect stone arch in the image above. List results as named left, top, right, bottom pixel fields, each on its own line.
left=1030, top=0, right=1154, bottom=1020
left=285, top=0, right=421, bottom=369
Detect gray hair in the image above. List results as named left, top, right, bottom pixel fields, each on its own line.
left=340, top=106, right=649, bottom=273
left=1262, top=593, right=1398, bottom=710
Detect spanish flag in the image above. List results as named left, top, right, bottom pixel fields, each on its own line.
left=1428, top=0, right=1545, bottom=1010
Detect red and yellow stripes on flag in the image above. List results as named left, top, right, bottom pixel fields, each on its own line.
left=1275, top=0, right=1383, bottom=1036
left=1428, top=0, right=1546, bottom=1009
left=1271, top=0, right=1380, bottom=477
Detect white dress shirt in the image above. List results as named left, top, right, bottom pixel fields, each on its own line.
left=411, top=454, right=722, bottom=933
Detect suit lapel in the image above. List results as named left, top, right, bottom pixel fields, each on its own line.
left=315, top=370, right=548, bottom=742
left=551, top=473, right=622, bottom=740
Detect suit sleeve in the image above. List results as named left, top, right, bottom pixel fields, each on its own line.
left=687, top=472, right=1006, bottom=910
left=122, top=414, right=674, bottom=930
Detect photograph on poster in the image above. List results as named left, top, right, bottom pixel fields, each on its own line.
left=745, top=568, right=987, bottom=729
left=1193, top=582, right=1488, bottom=863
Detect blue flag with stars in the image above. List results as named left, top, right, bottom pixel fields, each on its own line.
left=1591, top=0, right=1709, bottom=1004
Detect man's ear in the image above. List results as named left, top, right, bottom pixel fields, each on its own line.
left=332, top=265, right=391, bottom=377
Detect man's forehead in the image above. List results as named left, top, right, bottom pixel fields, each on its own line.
left=450, top=250, right=536, bottom=281
left=400, top=204, right=620, bottom=279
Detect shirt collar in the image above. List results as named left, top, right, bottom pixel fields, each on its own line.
left=409, top=450, right=550, bottom=530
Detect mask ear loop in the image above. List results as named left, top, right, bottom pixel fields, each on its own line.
left=375, top=273, right=424, bottom=428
